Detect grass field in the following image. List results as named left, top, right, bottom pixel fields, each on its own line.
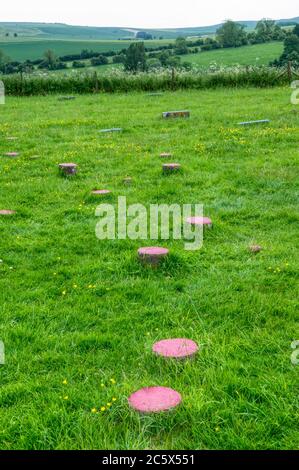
left=0, top=88, right=298, bottom=450
left=0, top=38, right=173, bottom=62
left=185, top=42, right=284, bottom=67
left=25, top=41, right=284, bottom=78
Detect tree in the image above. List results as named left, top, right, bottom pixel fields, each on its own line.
left=147, top=58, right=162, bottom=69
left=165, top=55, right=181, bottom=67
left=72, top=61, right=86, bottom=68
left=216, top=20, right=247, bottom=48
left=201, top=38, right=221, bottom=51
left=174, top=37, right=188, bottom=55
left=255, top=19, right=285, bottom=42
left=43, top=49, right=57, bottom=69
left=91, top=55, right=108, bottom=66
left=293, top=24, right=299, bottom=37
left=271, top=34, right=299, bottom=66
left=124, top=43, right=147, bottom=73
left=112, top=54, right=125, bottom=64
left=255, top=19, right=275, bottom=40
left=159, top=51, right=171, bottom=66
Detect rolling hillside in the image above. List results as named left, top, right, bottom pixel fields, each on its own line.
left=184, top=42, right=284, bottom=67
left=0, top=17, right=298, bottom=41
left=0, top=38, right=172, bottom=62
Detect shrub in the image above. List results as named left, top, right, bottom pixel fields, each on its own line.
left=91, top=56, right=109, bottom=66
left=73, top=61, right=86, bottom=68
left=112, top=55, right=125, bottom=64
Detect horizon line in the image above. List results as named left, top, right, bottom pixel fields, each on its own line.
left=0, top=15, right=298, bottom=31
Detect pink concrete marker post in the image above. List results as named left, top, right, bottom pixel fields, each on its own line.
left=186, top=216, right=213, bottom=228
left=138, top=247, right=169, bottom=266
left=152, top=338, right=199, bottom=359
left=58, top=163, right=77, bottom=175
left=4, top=152, right=19, bottom=158
left=92, top=189, right=111, bottom=195
left=0, top=210, right=16, bottom=215
left=249, top=244, right=263, bottom=253
left=162, top=163, right=181, bottom=173
left=128, top=386, right=182, bottom=413
left=123, top=177, right=132, bottom=185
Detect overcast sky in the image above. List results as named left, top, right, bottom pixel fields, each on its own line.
left=1, top=1, right=298, bottom=28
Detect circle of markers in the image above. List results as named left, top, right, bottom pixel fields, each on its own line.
left=4, top=110, right=267, bottom=415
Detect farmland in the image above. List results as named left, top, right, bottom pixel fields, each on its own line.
left=185, top=42, right=284, bottom=67
left=0, top=40, right=285, bottom=79
left=0, top=88, right=298, bottom=449
left=0, top=38, right=172, bottom=62
left=1, top=18, right=298, bottom=41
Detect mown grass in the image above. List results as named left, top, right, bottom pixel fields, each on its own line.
left=185, top=42, right=284, bottom=67
left=0, top=88, right=298, bottom=450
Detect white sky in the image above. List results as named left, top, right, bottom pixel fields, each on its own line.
left=1, top=1, right=298, bottom=28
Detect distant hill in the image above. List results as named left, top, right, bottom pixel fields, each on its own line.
left=0, top=17, right=298, bottom=40
left=0, top=23, right=134, bottom=40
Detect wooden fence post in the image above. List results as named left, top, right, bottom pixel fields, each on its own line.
left=287, top=61, right=292, bottom=82
left=94, top=72, right=99, bottom=93
left=171, top=68, right=176, bottom=90
left=20, top=71, right=24, bottom=96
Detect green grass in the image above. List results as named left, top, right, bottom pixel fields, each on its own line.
left=185, top=42, right=284, bottom=67
left=0, top=38, right=283, bottom=71
left=0, top=88, right=298, bottom=450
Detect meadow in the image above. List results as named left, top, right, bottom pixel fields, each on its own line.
left=0, top=38, right=172, bottom=62
left=39, top=42, right=285, bottom=78
left=185, top=42, right=284, bottom=67
left=0, top=87, right=298, bottom=450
